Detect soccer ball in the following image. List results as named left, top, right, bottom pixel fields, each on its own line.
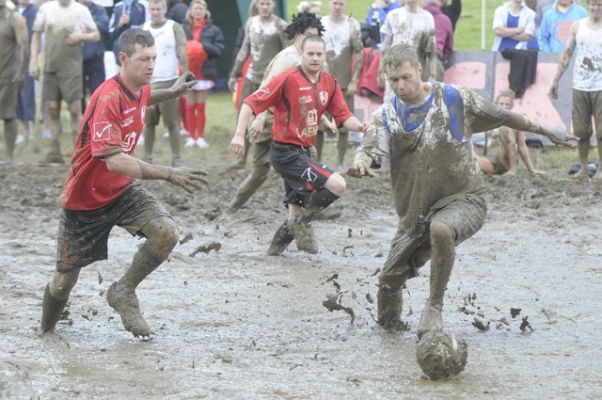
left=416, top=330, right=468, bottom=380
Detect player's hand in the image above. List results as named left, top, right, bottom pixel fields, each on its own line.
left=166, top=167, right=208, bottom=194
left=346, top=81, right=358, bottom=97
left=230, top=134, right=245, bottom=158
left=323, top=117, right=338, bottom=137
left=549, top=81, right=559, bottom=100
left=174, top=71, right=196, bottom=94
left=227, top=77, right=237, bottom=93
left=346, top=152, right=374, bottom=178
left=546, top=125, right=577, bottom=147
left=29, top=63, right=39, bottom=80
left=531, top=169, right=546, bottom=175
left=249, top=116, right=265, bottom=138
left=65, top=33, right=81, bottom=46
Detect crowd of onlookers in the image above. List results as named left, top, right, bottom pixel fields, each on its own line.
left=0, top=0, right=595, bottom=164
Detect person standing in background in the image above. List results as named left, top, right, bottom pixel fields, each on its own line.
left=109, top=0, right=149, bottom=65
left=15, top=0, right=38, bottom=144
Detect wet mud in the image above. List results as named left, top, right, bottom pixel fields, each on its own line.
left=1, top=164, right=602, bottom=398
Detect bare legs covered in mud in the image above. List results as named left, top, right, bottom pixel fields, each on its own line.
left=267, top=173, right=346, bottom=256
left=41, top=217, right=178, bottom=337
left=377, top=220, right=455, bottom=338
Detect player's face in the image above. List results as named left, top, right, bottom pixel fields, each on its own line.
left=328, top=0, right=346, bottom=18
left=309, top=5, right=321, bottom=17
left=386, top=61, right=423, bottom=103
left=123, top=44, right=157, bottom=87
left=496, top=96, right=513, bottom=110
left=257, top=0, right=274, bottom=17
left=588, top=0, right=602, bottom=19
left=149, top=1, right=167, bottom=24
left=301, top=40, right=326, bottom=75
left=190, top=2, right=207, bottom=20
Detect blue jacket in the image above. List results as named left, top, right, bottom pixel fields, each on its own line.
left=365, top=0, right=402, bottom=26
left=15, top=2, right=38, bottom=42
left=538, top=0, right=588, bottom=52
left=109, top=0, right=149, bottom=64
left=181, top=18, right=224, bottom=81
left=83, top=2, right=109, bottom=62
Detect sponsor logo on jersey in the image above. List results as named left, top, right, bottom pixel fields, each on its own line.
left=124, top=107, right=137, bottom=115
left=299, top=86, right=312, bottom=91
left=93, top=121, right=112, bottom=141
left=120, top=116, right=134, bottom=127
left=298, top=95, right=312, bottom=104
left=121, top=132, right=138, bottom=153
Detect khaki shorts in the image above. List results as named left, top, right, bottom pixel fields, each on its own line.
left=43, top=72, right=83, bottom=103
left=381, top=193, right=487, bottom=282
left=146, top=79, right=179, bottom=126
left=0, top=78, right=17, bottom=119
left=572, top=89, right=602, bottom=141
left=56, top=182, right=172, bottom=272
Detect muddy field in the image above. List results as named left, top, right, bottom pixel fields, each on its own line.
left=1, top=158, right=602, bottom=399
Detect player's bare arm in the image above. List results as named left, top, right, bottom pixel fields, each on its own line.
left=148, top=71, right=196, bottom=105
left=348, top=24, right=364, bottom=96
left=504, top=112, right=577, bottom=147
left=13, top=13, right=28, bottom=86
left=550, top=21, right=578, bottom=99
left=231, top=103, right=255, bottom=157
left=65, top=28, right=101, bottom=46
left=105, top=152, right=208, bottom=194
left=174, top=24, right=189, bottom=72
left=228, top=21, right=251, bottom=92
left=516, top=131, right=544, bottom=174
left=29, top=30, right=42, bottom=79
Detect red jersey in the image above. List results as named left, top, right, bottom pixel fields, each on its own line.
left=244, top=66, right=354, bottom=147
left=60, top=74, right=151, bottom=210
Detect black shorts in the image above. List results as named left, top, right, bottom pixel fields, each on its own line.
left=56, top=182, right=172, bottom=272
left=270, top=141, right=335, bottom=208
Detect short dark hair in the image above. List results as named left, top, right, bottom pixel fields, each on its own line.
left=285, top=11, right=325, bottom=41
left=382, top=44, right=420, bottom=70
left=301, top=34, right=325, bottom=51
left=118, top=28, right=155, bottom=57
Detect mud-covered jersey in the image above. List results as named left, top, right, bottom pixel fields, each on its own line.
left=322, top=15, right=363, bottom=89
left=361, top=83, right=509, bottom=233
left=244, top=66, right=354, bottom=147
left=60, top=74, right=151, bottom=211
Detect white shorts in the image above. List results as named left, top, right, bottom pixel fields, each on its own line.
left=190, top=80, right=215, bottom=91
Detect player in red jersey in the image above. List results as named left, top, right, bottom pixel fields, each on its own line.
left=41, top=28, right=207, bottom=338
left=231, top=35, right=366, bottom=255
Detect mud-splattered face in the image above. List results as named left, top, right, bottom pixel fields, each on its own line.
left=385, top=61, right=423, bottom=103
left=588, top=0, right=602, bottom=20
left=257, top=0, right=274, bottom=18
left=301, top=40, right=326, bottom=75
left=149, top=1, right=167, bottom=24
left=496, top=96, right=513, bottom=110
left=121, top=44, right=157, bottom=87
left=328, top=0, right=346, bottom=19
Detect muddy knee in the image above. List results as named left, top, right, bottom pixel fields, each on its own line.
left=430, top=220, right=454, bottom=246
left=50, top=269, right=81, bottom=298
left=142, top=217, right=179, bottom=258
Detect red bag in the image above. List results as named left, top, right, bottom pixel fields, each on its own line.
left=185, top=40, right=207, bottom=79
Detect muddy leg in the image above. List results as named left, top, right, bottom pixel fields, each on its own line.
left=336, top=130, right=349, bottom=171
left=573, top=138, right=590, bottom=180
left=41, top=268, right=81, bottom=332
left=418, top=221, right=455, bottom=338
left=3, top=119, right=18, bottom=161
left=226, top=163, right=270, bottom=213
left=315, top=130, right=325, bottom=162
left=592, top=138, right=602, bottom=180
left=143, top=124, right=156, bottom=163
left=107, top=217, right=178, bottom=337
left=266, top=220, right=295, bottom=256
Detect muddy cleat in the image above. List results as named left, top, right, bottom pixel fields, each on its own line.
left=106, top=282, right=151, bottom=337
left=288, top=216, right=318, bottom=254
left=267, top=221, right=295, bottom=256
left=41, top=284, right=69, bottom=333
left=377, top=284, right=406, bottom=331
left=417, top=303, right=443, bottom=339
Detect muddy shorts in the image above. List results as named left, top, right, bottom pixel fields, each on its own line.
left=485, top=153, right=509, bottom=175
left=270, top=141, right=335, bottom=208
left=0, top=77, right=18, bottom=120
left=145, top=79, right=179, bottom=127
left=43, top=72, right=83, bottom=103
left=381, top=193, right=487, bottom=282
left=56, top=182, right=172, bottom=272
left=572, top=89, right=602, bottom=141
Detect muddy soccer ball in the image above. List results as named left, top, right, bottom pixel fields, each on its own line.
left=416, top=330, right=468, bottom=380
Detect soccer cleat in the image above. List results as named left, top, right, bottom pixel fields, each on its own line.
left=106, top=282, right=151, bottom=338
left=41, top=284, right=69, bottom=333
left=288, top=216, right=318, bottom=254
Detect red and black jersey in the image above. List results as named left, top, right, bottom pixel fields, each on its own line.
left=244, top=66, right=354, bottom=147
left=60, top=74, right=151, bottom=211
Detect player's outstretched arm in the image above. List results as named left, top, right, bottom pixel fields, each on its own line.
left=549, top=21, right=578, bottom=99
left=504, top=112, right=577, bottom=147
left=230, top=103, right=255, bottom=158
left=347, top=151, right=375, bottom=178
left=148, top=71, right=196, bottom=106
left=105, top=152, right=208, bottom=194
